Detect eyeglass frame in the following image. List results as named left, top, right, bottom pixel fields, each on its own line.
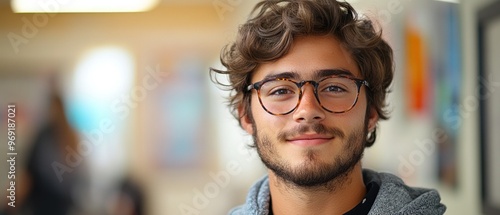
left=246, top=75, right=370, bottom=116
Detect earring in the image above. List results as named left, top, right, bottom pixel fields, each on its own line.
left=366, top=128, right=375, bottom=140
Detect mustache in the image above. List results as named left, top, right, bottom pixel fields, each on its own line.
left=277, top=123, right=345, bottom=141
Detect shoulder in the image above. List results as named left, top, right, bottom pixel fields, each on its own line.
left=227, top=175, right=271, bottom=215
left=228, top=205, right=244, bottom=215
left=363, top=169, right=446, bottom=215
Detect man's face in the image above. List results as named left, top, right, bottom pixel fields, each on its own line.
left=240, top=35, right=378, bottom=187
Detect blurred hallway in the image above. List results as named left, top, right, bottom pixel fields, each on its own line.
left=0, top=0, right=499, bottom=214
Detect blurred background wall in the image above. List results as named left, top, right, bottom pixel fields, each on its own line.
left=0, top=0, right=498, bottom=214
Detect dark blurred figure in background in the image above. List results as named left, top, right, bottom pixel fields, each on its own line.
left=3, top=88, right=84, bottom=215
left=108, top=177, right=145, bottom=215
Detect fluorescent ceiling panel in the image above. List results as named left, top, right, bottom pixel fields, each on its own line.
left=12, top=0, right=160, bottom=13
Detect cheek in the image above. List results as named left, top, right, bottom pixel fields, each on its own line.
left=352, top=90, right=369, bottom=116
left=251, top=98, right=287, bottom=133
left=331, top=100, right=368, bottom=128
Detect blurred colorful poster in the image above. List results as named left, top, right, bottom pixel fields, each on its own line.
left=404, top=0, right=461, bottom=187
left=144, top=59, right=208, bottom=170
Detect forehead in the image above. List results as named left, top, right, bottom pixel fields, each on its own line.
left=252, top=35, right=360, bottom=82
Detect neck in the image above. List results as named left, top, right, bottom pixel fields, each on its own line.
left=268, top=163, right=365, bottom=215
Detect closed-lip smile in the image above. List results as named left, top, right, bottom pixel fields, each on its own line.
left=287, top=134, right=334, bottom=146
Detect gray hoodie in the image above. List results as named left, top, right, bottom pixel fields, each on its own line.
left=229, top=169, right=446, bottom=215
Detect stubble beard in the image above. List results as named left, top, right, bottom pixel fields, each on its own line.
left=253, top=122, right=367, bottom=190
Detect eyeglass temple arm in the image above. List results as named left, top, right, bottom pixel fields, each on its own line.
left=362, top=80, right=370, bottom=88
left=246, top=83, right=257, bottom=92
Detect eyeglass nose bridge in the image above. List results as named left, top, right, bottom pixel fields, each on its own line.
left=295, top=80, right=324, bottom=110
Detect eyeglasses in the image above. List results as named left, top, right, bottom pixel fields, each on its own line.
left=246, top=75, right=369, bottom=115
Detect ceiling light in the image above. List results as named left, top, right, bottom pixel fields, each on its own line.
left=11, top=0, right=159, bottom=13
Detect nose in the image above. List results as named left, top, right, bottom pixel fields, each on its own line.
left=292, top=83, right=326, bottom=123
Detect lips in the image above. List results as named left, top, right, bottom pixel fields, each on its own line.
left=286, top=134, right=334, bottom=147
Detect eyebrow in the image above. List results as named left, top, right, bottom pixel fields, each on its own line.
left=261, top=72, right=299, bottom=81
left=314, top=69, right=354, bottom=80
left=262, top=69, right=355, bottom=82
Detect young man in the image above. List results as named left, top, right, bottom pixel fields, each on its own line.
left=211, top=0, right=446, bottom=214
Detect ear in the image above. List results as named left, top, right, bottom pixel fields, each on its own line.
left=367, top=107, right=379, bottom=132
left=238, top=104, right=254, bottom=135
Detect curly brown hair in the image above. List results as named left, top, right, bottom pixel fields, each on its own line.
left=210, top=0, right=393, bottom=147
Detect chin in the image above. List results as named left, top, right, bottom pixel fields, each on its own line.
left=288, top=150, right=331, bottom=168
